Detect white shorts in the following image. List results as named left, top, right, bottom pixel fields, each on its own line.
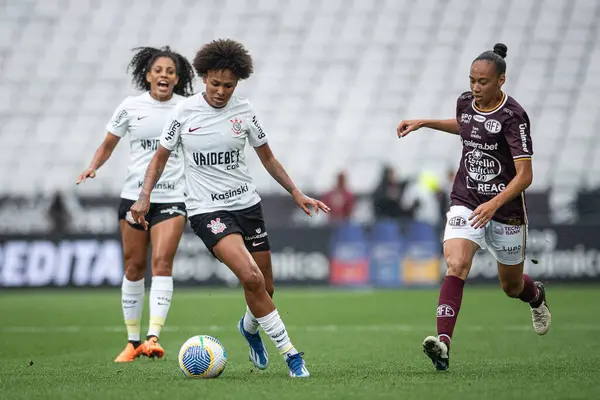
left=443, top=205, right=527, bottom=266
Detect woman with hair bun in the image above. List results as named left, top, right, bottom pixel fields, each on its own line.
left=396, top=43, right=551, bottom=371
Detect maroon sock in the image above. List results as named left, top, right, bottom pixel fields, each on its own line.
left=518, top=274, right=540, bottom=305
left=437, top=275, right=465, bottom=350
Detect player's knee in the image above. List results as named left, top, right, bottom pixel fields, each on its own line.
left=240, top=265, right=265, bottom=293
left=445, top=255, right=471, bottom=278
left=123, top=259, right=146, bottom=281
left=152, top=255, right=173, bottom=276
left=501, top=280, right=523, bottom=298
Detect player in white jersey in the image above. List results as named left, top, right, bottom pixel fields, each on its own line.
left=130, top=39, right=329, bottom=378
left=76, top=46, right=195, bottom=363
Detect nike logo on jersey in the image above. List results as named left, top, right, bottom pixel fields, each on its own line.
left=252, top=241, right=265, bottom=247
left=137, top=116, right=148, bottom=120
left=188, top=126, right=202, bottom=132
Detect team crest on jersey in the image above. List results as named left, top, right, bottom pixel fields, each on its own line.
left=484, top=119, right=502, bottom=134
left=230, top=118, right=243, bottom=135
left=207, top=218, right=227, bottom=234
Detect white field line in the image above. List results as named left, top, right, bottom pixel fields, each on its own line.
left=172, top=290, right=378, bottom=299
left=1, top=323, right=599, bottom=334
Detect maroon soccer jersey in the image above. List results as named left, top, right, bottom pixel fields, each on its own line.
left=450, top=91, right=533, bottom=225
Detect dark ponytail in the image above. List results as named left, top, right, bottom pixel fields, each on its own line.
left=473, top=43, right=507, bottom=77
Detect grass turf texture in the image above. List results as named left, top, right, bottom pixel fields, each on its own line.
left=1, top=287, right=599, bottom=400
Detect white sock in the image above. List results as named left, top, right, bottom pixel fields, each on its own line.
left=243, top=305, right=260, bottom=334
left=256, top=309, right=298, bottom=358
left=121, top=276, right=145, bottom=342
left=147, top=276, right=173, bottom=339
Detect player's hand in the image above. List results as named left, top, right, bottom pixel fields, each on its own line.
left=129, top=198, right=150, bottom=230
left=292, top=189, right=330, bottom=217
left=469, top=200, right=500, bottom=229
left=76, top=168, right=96, bottom=185
left=397, top=120, right=423, bottom=138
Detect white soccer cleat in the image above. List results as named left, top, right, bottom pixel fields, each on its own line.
left=531, top=282, right=551, bottom=335
left=423, top=336, right=450, bottom=371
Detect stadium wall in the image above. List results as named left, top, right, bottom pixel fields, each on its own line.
left=1, top=224, right=598, bottom=288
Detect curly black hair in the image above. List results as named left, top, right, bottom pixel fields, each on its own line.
left=128, top=46, right=195, bottom=96
left=193, top=39, right=254, bottom=80
left=473, top=43, right=508, bottom=77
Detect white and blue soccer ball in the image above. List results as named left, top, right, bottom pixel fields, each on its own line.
left=178, top=335, right=227, bottom=378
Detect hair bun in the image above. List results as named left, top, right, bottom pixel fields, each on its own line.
left=493, top=43, right=508, bottom=59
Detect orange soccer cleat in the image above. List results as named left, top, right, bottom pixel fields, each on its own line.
left=139, top=336, right=165, bottom=359
left=114, top=342, right=143, bottom=363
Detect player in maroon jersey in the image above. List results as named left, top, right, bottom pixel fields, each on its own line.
left=396, top=43, right=551, bottom=371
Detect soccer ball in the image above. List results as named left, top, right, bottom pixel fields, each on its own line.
left=178, top=335, right=227, bottom=378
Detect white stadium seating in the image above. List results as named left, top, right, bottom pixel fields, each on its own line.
left=0, top=0, right=598, bottom=198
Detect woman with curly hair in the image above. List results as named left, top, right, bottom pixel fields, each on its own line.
left=130, top=39, right=329, bottom=377
left=77, top=46, right=195, bottom=363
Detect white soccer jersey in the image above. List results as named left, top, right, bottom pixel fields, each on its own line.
left=106, top=92, right=186, bottom=203
left=159, top=93, right=268, bottom=216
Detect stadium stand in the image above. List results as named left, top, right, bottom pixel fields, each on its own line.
left=0, top=0, right=598, bottom=199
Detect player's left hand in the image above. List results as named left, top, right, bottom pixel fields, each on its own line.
left=469, top=200, right=500, bottom=229
left=292, top=189, right=331, bottom=217
left=129, top=198, right=150, bottom=230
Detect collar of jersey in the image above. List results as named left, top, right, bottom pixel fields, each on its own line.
left=471, top=92, right=507, bottom=115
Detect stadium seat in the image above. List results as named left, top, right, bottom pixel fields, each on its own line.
left=0, top=0, right=598, bottom=197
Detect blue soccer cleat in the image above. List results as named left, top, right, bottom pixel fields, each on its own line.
left=286, top=352, right=310, bottom=378
left=238, top=316, right=269, bottom=370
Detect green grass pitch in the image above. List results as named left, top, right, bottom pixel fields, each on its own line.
left=1, top=286, right=599, bottom=400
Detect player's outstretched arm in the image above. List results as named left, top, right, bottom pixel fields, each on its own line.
left=397, top=119, right=460, bottom=138
left=129, top=145, right=172, bottom=229
left=254, top=143, right=330, bottom=217
left=76, top=133, right=121, bottom=184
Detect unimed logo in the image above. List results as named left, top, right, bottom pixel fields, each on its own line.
left=519, top=123, right=529, bottom=152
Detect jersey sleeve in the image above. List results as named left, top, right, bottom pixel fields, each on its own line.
left=105, top=98, right=131, bottom=137
left=456, top=91, right=472, bottom=124
left=505, top=114, right=533, bottom=161
left=160, top=106, right=183, bottom=151
left=246, top=103, right=268, bottom=147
